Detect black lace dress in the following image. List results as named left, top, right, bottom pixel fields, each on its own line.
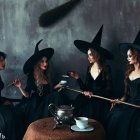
left=106, top=78, right=140, bottom=140
left=0, top=75, right=22, bottom=140
left=73, top=65, right=113, bottom=124
left=15, top=75, right=65, bottom=125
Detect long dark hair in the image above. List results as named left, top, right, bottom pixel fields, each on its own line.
left=124, top=48, right=140, bottom=94
left=89, top=48, right=111, bottom=80
left=89, top=48, right=104, bottom=68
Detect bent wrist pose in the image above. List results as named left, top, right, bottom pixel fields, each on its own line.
left=14, top=40, right=65, bottom=127
left=14, top=79, right=29, bottom=98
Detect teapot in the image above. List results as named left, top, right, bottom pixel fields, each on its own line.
left=48, top=103, right=74, bottom=124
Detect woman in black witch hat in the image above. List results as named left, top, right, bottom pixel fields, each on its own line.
left=69, top=25, right=114, bottom=124
left=14, top=40, right=64, bottom=125
left=105, top=30, right=140, bottom=140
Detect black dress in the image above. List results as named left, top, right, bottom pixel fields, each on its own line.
left=73, top=65, right=113, bottom=123
left=0, top=75, right=22, bottom=140
left=106, top=78, right=140, bottom=140
left=15, top=74, right=65, bottom=125
left=0, top=76, right=4, bottom=104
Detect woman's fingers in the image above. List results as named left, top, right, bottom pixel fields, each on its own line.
left=110, top=103, right=114, bottom=111
left=54, top=83, right=63, bottom=89
left=13, top=79, right=21, bottom=88
left=14, top=79, right=18, bottom=85
left=70, top=71, right=79, bottom=79
left=110, top=101, right=116, bottom=111
left=110, top=99, right=119, bottom=111
left=84, top=91, right=93, bottom=98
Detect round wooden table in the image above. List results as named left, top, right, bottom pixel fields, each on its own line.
left=23, top=117, right=105, bottom=140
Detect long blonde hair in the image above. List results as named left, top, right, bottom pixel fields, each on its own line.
left=33, top=58, right=52, bottom=85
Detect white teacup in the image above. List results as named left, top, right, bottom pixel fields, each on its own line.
left=75, top=117, right=88, bottom=129
left=60, top=80, right=67, bottom=85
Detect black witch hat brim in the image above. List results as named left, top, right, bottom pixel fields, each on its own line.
left=120, top=30, right=140, bottom=57
left=74, top=40, right=113, bottom=60
left=119, top=43, right=140, bottom=57
left=23, top=48, right=54, bottom=74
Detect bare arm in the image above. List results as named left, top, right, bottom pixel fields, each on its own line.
left=14, top=79, right=29, bottom=98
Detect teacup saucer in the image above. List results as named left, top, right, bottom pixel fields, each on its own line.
left=71, top=125, right=94, bottom=132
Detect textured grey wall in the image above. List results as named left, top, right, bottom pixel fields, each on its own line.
left=0, top=0, right=140, bottom=99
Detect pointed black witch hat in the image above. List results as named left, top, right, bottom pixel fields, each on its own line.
left=74, top=25, right=113, bottom=60
left=119, top=30, right=140, bottom=57
left=23, top=40, right=54, bottom=74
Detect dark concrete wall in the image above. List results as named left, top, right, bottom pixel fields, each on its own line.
left=0, top=0, right=140, bottom=99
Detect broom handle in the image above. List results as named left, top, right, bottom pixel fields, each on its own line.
left=65, top=87, right=140, bottom=109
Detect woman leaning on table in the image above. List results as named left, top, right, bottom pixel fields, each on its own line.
left=105, top=30, right=140, bottom=140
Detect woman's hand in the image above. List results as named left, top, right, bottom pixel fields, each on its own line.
left=83, top=91, right=93, bottom=98
left=110, top=99, right=120, bottom=111
left=3, top=100, right=13, bottom=106
left=54, top=83, right=64, bottom=90
left=13, top=79, right=29, bottom=98
left=69, top=71, right=79, bottom=80
left=13, top=79, right=22, bottom=88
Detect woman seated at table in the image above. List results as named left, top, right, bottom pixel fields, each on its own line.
left=14, top=40, right=65, bottom=125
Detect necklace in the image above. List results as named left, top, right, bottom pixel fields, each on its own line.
left=36, top=80, right=44, bottom=96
